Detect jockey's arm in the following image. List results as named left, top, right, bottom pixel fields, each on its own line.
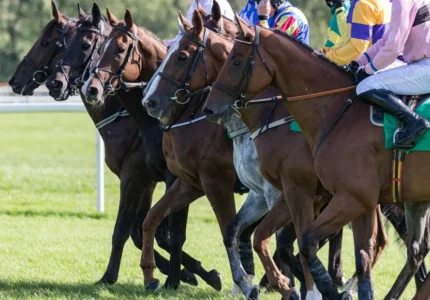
left=323, top=7, right=348, bottom=50
left=259, top=13, right=299, bottom=36
left=326, top=0, right=375, bottom=65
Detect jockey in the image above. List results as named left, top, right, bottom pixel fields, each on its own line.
left=251, top=0, right=309, bottom=44
left=324, top=0, right=391, bottom=65
left=352, top=0, right=430, bottom=149
left=164, top=0, right=234, bottom=47
left=322, top=0, right=350, bottom=50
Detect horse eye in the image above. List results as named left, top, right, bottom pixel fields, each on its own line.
left=118, top=46, right=126, bottom=54
left=41, top=40, right=50, bottom=46
left=82, top=43, right=91, bottom=50
left=178, top=53, right=187, bottom=61
left=233, top=61, right=241, bottom=67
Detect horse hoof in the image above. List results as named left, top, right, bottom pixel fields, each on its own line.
left=145, top=279, right=160, bottom=292
left=289, top=288, right=301, bottom=300
left=206, top=270, right=222, bottom=291
left=340, top=292, right=353, bottom=300
left=96, top=275, right=116, bottom=285
left=180, top=269, right=198, bottom=286
left=247, top=285, right=259, bottom=300
left=163, top=277, right=180, bottom=290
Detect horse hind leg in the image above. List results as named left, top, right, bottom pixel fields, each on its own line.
left=413, top=270, right=430, bottom=300
left=384, top=201, right=430, bottom=300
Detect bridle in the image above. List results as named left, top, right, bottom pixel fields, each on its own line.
left=91, top=26, right=146, bottom=96
left=23, top=18, right=73, bottom=85
left=156, top=28, right=211, bottom=105
left=212, top=26, right=274, bottom=110
left=56, top=24, right=107, bottom=95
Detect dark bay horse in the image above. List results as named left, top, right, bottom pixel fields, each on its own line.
left=12, top=3, right=217, bottom=290
left=9, top=1, right=77, bottom=95
left=80, top=8, right=232, bottom=291
left=203, top=13, right=430, bottom=300
left=142, top=8, right=389, bottom=299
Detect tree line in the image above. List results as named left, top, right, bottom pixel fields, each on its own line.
left=0, top=0, right=330, bottom=81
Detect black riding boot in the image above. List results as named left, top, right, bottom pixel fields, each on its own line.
left=360, top=89, right=430, bottom=148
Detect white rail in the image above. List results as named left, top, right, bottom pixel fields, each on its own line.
left=0, top=101, right=105, bottom=213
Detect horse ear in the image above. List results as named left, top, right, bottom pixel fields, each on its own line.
left=51, top=1, right=62, bottom=24
left=77, top=3, right=87, bottom=19
left=234, top=11, right=250, bottom=38
left=124, top=9, right=134, bottom=30
left=177, top=11, right=193, bottom=33
left=106, top=7, right=119, bottom=26
left=212, top=1, right=222, bottom=23
left=92, top=3, right=102, bottom=26
left=196, top=0, right=208, bottom=17
left=192, top=10, right=204, bottom=37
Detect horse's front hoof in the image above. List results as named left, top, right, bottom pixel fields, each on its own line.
left=340, top=292, right=353, bottom=300
left=180, top=269, right=198, bottom=286
left=247, top=285, right=260, bottom=300
left=96, top=274, right=117, bottom=285
left=145, top=279, right=161, bottom=292
left=206, top=269, right=222, bottom=291
left=288, top=288, right=301, bottom=300
left=163, top=277, right=180, bottom=290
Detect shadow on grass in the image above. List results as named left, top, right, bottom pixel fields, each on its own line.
left=0, top=210, right=106, bottom=219
left=0, top=280, right=223, bottom=299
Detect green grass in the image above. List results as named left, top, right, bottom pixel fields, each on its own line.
left=0, top=112, right=426, bottom=299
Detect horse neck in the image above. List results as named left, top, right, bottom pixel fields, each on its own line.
left=262, top=31, right=355, bottom=150
left=137, top=27, right=167, bottom=82
left=79, top=91, right=123, bottom=128
left=116, top=88, right=159, bottom=133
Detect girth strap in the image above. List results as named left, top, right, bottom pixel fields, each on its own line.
left=95, top=110, right=130, bottom=129
left=251, top=116, right=294, bottom=140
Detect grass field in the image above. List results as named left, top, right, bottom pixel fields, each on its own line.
left=0, top=112, right=427, bottom=299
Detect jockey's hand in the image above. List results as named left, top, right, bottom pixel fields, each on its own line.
left=325, top=0, right=344, bottom=9
left=354, top=67, right=370, bottom=83
left=344, top=61, right=360, bottom=73
left=257, top=0, right=271, bottom=17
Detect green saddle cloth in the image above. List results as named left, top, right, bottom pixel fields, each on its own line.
left=290, top=98, right=430, bottom=152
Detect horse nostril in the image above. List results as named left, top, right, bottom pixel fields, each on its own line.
left=203, top=108, right=215, bottom=116
left=146, top=100, right=157, bottom=108
left=52, top=80, right=63, bottom=89
left=88, top=87, right=99, bottom=97
left=8, top=77, right=17, bottom=87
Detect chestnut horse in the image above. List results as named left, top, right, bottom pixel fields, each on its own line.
left=142, top=7, right=393, bottom=299
left=81, top=8, right=242, bottom=291
left=11, top=2, right=216, bottom=290
left=203, top=13, right=430, bottom=300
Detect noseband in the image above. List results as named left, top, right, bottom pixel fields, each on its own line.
left=91, top=27, right=145, bottom=96
left=212, top=26, right=273, bottom=109
left=23, top=19, right=73, bottom=85
left=156, top=28, right=211, bottom=105
left=56, top=25, right=107, bottom=95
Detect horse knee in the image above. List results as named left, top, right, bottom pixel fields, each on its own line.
left=223, top=221, right=239, bottom=249
left=408, top=242, right=425, bottom=269
left=354, top=249, right=372, bottom=278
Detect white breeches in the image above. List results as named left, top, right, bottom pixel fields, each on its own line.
left=357, top=58, right=430, bottom=95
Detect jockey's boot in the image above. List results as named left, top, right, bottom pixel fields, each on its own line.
left=360, top=89, right=430, bottom=149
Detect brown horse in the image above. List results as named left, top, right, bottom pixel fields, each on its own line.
left=8, top=1, right=77, bottom=95
left=11, top=3, right=215, bottom=290
left=203, top=13, right=430, bottom=300
left=143, top=8, right=390, bottom=299
left=81, top=8, right=238, bottom=292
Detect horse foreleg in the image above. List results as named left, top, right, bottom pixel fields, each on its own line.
left=140, top=179, right=203, bottom=291
left=384, top=201, right=430, bottom=300
left=223, top=190, right=268, bottom=297
left=301, top=191, right=377, bottom=300
left=328, top=228, right=346, bottom=288
left=381, top=203, right=428, bottom=291
left=99, top=176, right=154, bottom=285
left=253, top=195, right=300, bottom=299
left=413, top=272, right=430, bottom=300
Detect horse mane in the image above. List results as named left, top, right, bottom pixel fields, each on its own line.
left=75, top=14, right=108, bottom=28
left=271, top=29, right=351, bottom=76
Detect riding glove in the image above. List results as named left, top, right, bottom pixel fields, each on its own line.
left=325, top=0, right=344, bottom=9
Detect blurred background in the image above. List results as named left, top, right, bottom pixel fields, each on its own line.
left=0, top=0, right=330, bottom=82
